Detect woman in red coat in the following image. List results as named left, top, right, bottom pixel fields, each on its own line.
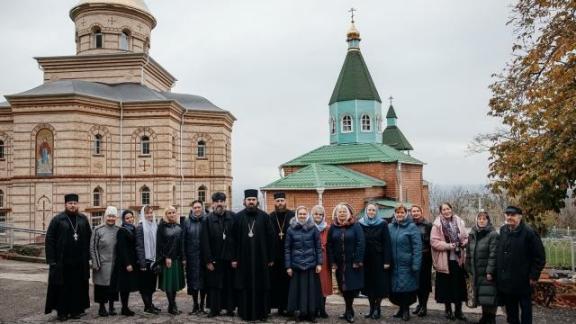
left=311, top=205, right=332, bottom=318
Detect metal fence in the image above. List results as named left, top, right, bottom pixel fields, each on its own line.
left=0, top=224, right=46, bottom=252
left=542, top=237, right=576, bottom=272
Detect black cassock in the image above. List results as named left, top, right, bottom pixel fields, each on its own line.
left=269, top=210, right=294, bottom=311
left=233, top=208, right=275, bottom=321
left=45, top=212, right=92, bottom=316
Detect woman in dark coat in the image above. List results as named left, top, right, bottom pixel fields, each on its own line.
left=388, top=205, right=422, bottom=322
left=285, top=206, right=323, bottom=322
left=157, top=205, right=186, bottom=315
left=136, top=205, right=160, bottom=314
left=359, top=203, right=392, bottom=320
left=466, top=212, right=499, bottom=324
left=327, top=203, right=365, bottom=323
left=182, top=200, right=206, bottom=314
left=114, top=209, right=139, bottom=316
left=411, top=205, right=432, bottom=317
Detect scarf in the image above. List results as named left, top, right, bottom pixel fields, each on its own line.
left=440, top=214, right=460, bottom=244
left=312, top=205, right=327, bottom=232
left=140, top=205, right=157, bottom=261
left=359, top=208, right=383, bottom=227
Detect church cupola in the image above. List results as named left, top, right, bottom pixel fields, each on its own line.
left=70, top=0, right=157, bottom=55
left=382, top=97, right=414, bottom=152
left=329, top=9, right=383, bottom=145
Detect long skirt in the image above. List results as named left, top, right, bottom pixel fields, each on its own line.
left=418, top=253, right=433, bottom=294
left=390, top=291, right=417, bottom=306
left=287, top=268, right=322, bottom=316
left=139, top=261, right=158, bottom=294
left=94, top=284, right=118, bottom=304
left=435, top=260, right=467, bottom=303
left=159, top=259, right=185, bottom=293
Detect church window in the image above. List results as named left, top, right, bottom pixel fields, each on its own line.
left=330, top=118, right=336, bottom=135
left=361, top=114, right=371, bottom=132
left=342, top=115, right=353, bottom=133
left=93, top=187, right=103, bottom=207
left=198, top=185, right=207, bottom=203
left=141, top=186, right=151, bottom=205
left=119, top=30, right=130, bottom=50
left=141, top=136, right=150, bottom=155
left=0, top=190, right=4, bottom=208
left=0, top=211, right=6, bottom=234
left=0, top=140, right=4, bottom=159
left=93, top=27, right=103, bottom=49
left=90, top=211, right=103, bottom=228
left=94, top=134, right=102, bottom=155
left=197, top=141, right=206, bottom=158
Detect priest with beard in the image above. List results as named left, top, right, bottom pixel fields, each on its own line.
left=45, top=193, right=92, bottom=321
left=232, top=189, right=275, bottom=321
left=201, top=192, right=237, bottom=317
left=268, top=192, right=295, bottom=316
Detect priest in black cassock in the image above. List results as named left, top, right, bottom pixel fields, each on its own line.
left=201, top=192, right=236, bottom=318
left=232, top=189, right=275, bottom=321
left=45, top=193, right=92, bottom=321
left=268, top=192, right=295, bottom=316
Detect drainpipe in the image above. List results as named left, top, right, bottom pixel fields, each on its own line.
left=180, top=109, right=186, bottom=214
left=119, top=101, right=124, bottom=209
left=397, top=161, right=403, bottom=202
left=263, top=191, right=267, bottom=212
left=316, top=187, right=325, bottom=206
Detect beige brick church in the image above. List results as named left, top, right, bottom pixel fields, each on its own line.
left=0, top=0, right=235, bottom=231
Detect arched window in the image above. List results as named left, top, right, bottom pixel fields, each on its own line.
left=198, top=185, right=207, bottom=203
left=361, top=114, right=371, bottom=132
left=141, top=186, right=151, bottom=205
left=94, top=134, right=102, bottom=155
left=119, top=30, right=130, bottom=50
left=341, top=115, right=353, bottom=133
left=93, top=187, right=103, bottom=207
left=330, top=118, right=336, bottom=135
left=141, top=136, right=150, bottom=155
left=0, top=189, right=4, bottom=208
left=197, top=140, right=206, bottom=158
left=93, top=27, right=103, bottom=49
left=0, top=140, right=4, bottom=159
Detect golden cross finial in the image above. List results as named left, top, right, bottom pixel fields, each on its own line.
left=349, top=8, right=356, bottom=23
left=389, top=96, right=394, bottom=106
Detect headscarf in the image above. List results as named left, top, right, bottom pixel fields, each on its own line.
left=140, top=204, right=157, bottom=261
left=290, top=206, right=315, bottom=230
left=359, top=203, right=383, bottom=227
left=294, top=206, right=310, bottom=225
left=332, top=203, right=354, bottom=227
left=121, top=209, right=136, bottom=233
left=440, top=214, right=461, bottom=245
left=311, top=205, right=327, bottom=232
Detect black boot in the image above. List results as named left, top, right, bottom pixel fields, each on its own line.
left=98, top=303, right=109, bottom=317
left=454, top=302, right=467, bottom=321
left=402, top=306, right=410, bottom=321
left=445, top=303, right=455, bottom=321
left=413, top=304, right=422, bottom=315
left=108, top=301, right=117, bottom=316
left=418, top=304, right=427, bottom=317
left=365, top=299, right=375, bottom=319
left=372, top=304, right=381, bottom=320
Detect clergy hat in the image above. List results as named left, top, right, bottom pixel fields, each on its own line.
left=64, top=193, right=79, bottom=203
left=504, top=206, right=522, bottom=215
left=244, top=189, right=258, bottom=199
left=211, top=192, right=227, bottom=202
left=273, top=192, right=286, bottom=200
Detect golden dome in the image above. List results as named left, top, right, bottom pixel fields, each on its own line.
left=347, top=23, right=361, bottom=41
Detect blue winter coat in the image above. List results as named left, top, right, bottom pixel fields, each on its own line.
left=327, top=222, right=365, bottom=291
left=285, top=217, right=322, bottom=271
left=388, top=217, right=422, bottom=293
left=182, top=214, right=204, bottom=292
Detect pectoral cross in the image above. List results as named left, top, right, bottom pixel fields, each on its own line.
left=73, top=233, right=79, bottom=241
left=279, top=232, right=284, bottom=240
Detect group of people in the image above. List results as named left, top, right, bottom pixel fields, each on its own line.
left=44, top=191, right=546, bottom=324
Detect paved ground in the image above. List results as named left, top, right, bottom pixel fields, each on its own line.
left=1, top=259, right=575, bottom=323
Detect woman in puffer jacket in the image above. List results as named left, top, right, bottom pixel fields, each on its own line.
left=285, top=206, right=323, bottom=323
left=466, top=211, right=499, bottom=324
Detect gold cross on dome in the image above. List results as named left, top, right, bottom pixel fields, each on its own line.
left=349, top=8, right=356, bottom=23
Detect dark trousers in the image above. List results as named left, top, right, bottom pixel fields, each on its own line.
left=502, top=292, right=532, bottom=324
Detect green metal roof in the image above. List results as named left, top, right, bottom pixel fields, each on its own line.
left=329, top=49, right=382, bottom=105
left=282, top=143, right=423, bottom=167
left=368, top=199, right=414, bottom=219
left=386, top=105, right=398, bottom=118
left=261, top=163, right=386, bottom=190
left=382, top=125, right=414, bottom=151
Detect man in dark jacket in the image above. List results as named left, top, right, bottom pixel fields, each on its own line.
left=496, top=206, right=546, bottom=324
left=44, top=193, right=92, bottom=321
left=201, top=192, right=236, bottom=317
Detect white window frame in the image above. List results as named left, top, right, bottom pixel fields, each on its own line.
left=341, top=115, right=353, bottom=133
left=361, top=114, right=372, bottom=132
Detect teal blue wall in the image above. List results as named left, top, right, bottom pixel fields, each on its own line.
left=329, top=99, right=382, bottom=144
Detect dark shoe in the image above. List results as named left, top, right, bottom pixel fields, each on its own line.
left=372, top=306, right=381, bottom=319
left=418, top=305, right=427, bottom=317
left=57, top=315, right=68, bottom=322
left=225, top=310, right=235, bottom=316
left=191, top=304, right=199, bottom=314
left=199, top=305, right=207, bottom=315
left=393, top=308, right=403, bottom=318
left=413, top=304, right=422, bottom=315
left=207, top=311, right=219, bottom=318
left=144, top=307, right=159, bottom=314
left=168, top=307, right=182, bottom=315
left=345, top=313, right=355, bottom=323
left=121, top=308, right=135, bottom=316
left=108, top=307, right=117, bottom=316
left=152, top=304, right=161, bottom=312
left=98, top=306, right=109, bottom=317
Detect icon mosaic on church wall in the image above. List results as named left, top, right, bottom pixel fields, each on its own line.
left=36, top=129, right=53, bottom=176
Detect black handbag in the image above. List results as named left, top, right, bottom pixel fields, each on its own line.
left=150, top=260, right=162, bottom=274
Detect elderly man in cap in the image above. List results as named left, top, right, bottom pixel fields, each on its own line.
left=268, top=192, right=295, bottom=316
left=200, top=192, right=237, bottom=317
left=496, top=206, right=546, bottom=324
left=45, top=193, right=92, bottom=321
left=232, top=189, right=275, bottom=321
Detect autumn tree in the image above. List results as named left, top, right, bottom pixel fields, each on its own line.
left=483, top=0, right=576, bottom=233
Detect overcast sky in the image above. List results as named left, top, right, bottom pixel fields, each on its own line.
left=0, top=0, right=515, bottom=207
